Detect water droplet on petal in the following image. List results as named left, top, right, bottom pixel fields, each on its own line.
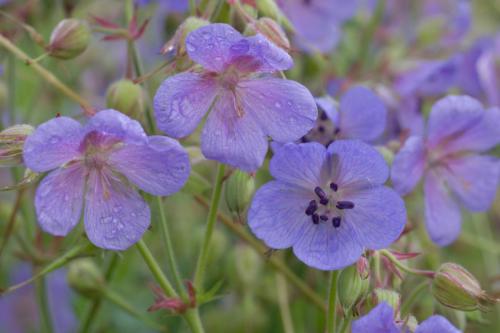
left=49, top=136, right=60, bottom=144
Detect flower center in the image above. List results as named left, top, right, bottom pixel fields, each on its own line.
left=301, top=110, right=339, bottom=146
left=81, top=131, right=122, bottom=169
left=304, top=182, right=355, bottom=228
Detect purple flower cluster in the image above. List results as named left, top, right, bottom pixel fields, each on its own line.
left=392, top=96, right=500, bottom=246
left=248, top=141, right=406, bottom=270
left=352, top=302, right=460, bottom=333
left=24, top=110, right=190, bottom=250
left=153, top=23, right=317, bottom=171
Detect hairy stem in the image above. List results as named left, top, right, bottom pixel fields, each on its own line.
left=326, top=270, right=340, bottom=333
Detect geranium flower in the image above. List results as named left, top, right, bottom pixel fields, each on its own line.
left=23, top=110, right=190, bottom=250
left=304, top=86, right=387, bottom=145
left=352, top=302, right=460, bottom=333
left=248, top=141, right=406, bottom=270
left=391, top=96, right=500, bottom=246
left=153, top=23, right=317, bottom=171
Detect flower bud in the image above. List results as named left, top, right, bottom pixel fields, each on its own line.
left=106, top=80, right=144, bottom=118
left=67, top=258, right=105, bottom=298
left=48, top=19, right=90, bottom=60
left=234, top=245, right=262, bottom=287
left=373, top=288, right=401, bottom=313
left=255, top=0, right=293, bottom=31
left=432, top=263, right=497, bottom=312
left=0, top=124, right=34, bottom=167
left=338, top=264, right=370, bottom=311
left=253, top=17, right=290, bottom=51
left=0, top=81, right=7, bottom=109
left=224, top=170, right=255, bottom=221
left=161, top=17, right=209, bottom=59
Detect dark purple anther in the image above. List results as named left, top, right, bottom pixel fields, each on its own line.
left=314, top=186, right=327, bottom=200
left=332, top=217, right=341, bottom=228
left=305, top=200, right=318, bottom=216
left=336, top=201, right=355, bottom=210
left=320, top=111, right=328, bottom=121
left=319, top=197, right=329, bottom=205
left=329, top=182, right=338, bottom=191
left=318, top=125, right=325, bottom=133
left=320, top=215, right=328, bottom=221
left=312, top=213, right=320, bottom=224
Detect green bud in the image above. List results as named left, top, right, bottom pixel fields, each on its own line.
left=48, top=19, right=90, bottom=60
left=224, top=170, right=255, bottom=221
left=255, top=0, right=294, bottom=31
left=376, top=146, right=394, bottom=166
left=338, top=264, right=370, bottom=311
left=432, top=263, right=497, bottom=312
left=0, top=124, right=34, bottom=167
left=67, top=258, right=105, bottom=298
left=161, top=17, right=209, bottom=58
left=373, top=288, right=401, bottom=314
left=234, top=245, right=262, bottom=287
left=106, top=80, right=144, bottom=118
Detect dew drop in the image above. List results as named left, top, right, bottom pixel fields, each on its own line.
left=186, top=43, right=196, bottom=52
left=49, top=136, right=60, bottom=144
left=274, top=102, right=282, bottom=108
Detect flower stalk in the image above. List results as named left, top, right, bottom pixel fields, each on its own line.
left=327, top=270, right=340, bottom=333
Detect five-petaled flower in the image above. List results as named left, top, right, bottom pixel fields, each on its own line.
left=391, top=95, right=500, bottom=246
left=305, top=86, right=387, bottom=145
left=23, top=110, right=190, bottom=250
left=352, top=302, right=461, bottom=333
left=153, top=23, right=317, bottom=172
left=248, top=140, right=406, bottom=270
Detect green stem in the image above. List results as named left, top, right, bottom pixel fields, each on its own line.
left=276, top=274, right=295, bottom=333
left=157, top=196, right=187, bottom=299
left=79, top=254, right=120, bottom=333
left=136, top=240, right=205, bottom=333
left=338, top=311, right=352, bottom=333
left=35, top=276, right=54, bottom=333
left=136, top=239, right=178, bottom=298
left=194, top=194, right=326, bottom=311
left=0, top=189, right=24, bottom=258
left=0, top=34, right=94, bottom=115
left=326, top=270, right=340, bottom=333
left=400, top=280, right=429, bottom=317
left=358, top=0, right=386, bottom=73
left=189, top=0, right=197, bottom=15
left=103, top=288, right=166, bottom=332
left=193, top=163, right=226, bottom=290
left=379, top=249, right=435, bottom=278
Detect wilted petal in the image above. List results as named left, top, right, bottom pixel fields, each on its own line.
left=415, top=315, right=460, bottom=333
left=391, top=136, right=426, bottom=196
left=238, top=77, right=317, bottom=142
left=424, top=170, right=462, bottom=246
left=444, top=155, right=500, bottom=212
left=343, top=186, right=406, bottom=250
left=23, top=117, right=84, bottom=172
left=200, top=91, right=267, bottom=171
left=109, top=136, right=190, bottom=196
left=327, top=140, right=389, bottom=189
left=442, top=107, right=500, bottom=154
left=185, top=23, right=242, bottom=72
left=269, top=142, right=326, bottom=189
left=338, top=86, right=387, bottom=141
left=292, top=218, right=363, bottom=271
left=153, top=72, right=218, bottom=138
left=248, top=181, right=311, bottom=249
left=427, top=95, right=483, bottom=148
left=84, top=109, right=147, bottom=144
left=351, top=302, right=400, bottom=333
left=35, top=163, right=85, bottom=236
left=84, top=169, right=150, bottom=250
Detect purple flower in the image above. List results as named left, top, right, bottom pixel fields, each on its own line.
left=23, top=110, right=190, bottom=250
left=248, top=140, right=406, bottom=270
left=391, top=96, right=500, bottom=246
left=0, top=266, right=76, bottom=333
left=153, top=23, right=317, bottom=171
left=276, top=0, right=358, bottom=53
left=305, top=86, right=387, bottom=145
left=352, top=302, right=461, bottom=333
